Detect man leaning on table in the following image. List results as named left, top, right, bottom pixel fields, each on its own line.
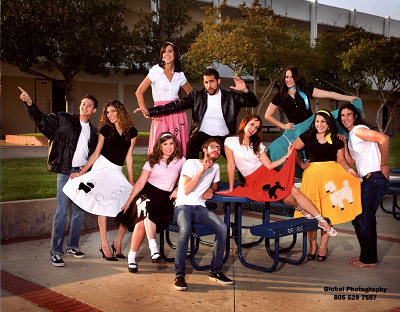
left=173, top=138, right=233, bottom=291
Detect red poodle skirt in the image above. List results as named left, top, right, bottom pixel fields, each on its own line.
left=216, top=151, right=296, bottom=202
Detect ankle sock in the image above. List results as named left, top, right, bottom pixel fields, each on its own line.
left=128, top=250, right=137, bottom=265
left=148, top=239, right=159, bottom=255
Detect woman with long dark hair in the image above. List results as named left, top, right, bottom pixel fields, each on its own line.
left=264, top=65, right=360, bottom=177
left=135, top=42, right=193, bottom=156
left=293, top=110, right=361, bottom=261
left=116, top=132, right=185, bottom=273
left=218, top=114, right=337, bottom=236
left=63, top=100, right=137, bottom=261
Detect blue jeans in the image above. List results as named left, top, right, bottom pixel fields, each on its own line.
left=50, top=170, right=85, bottom=256
left=174, top=205, right=227, bottom=277
left=352, top=173, right=389, bottom=264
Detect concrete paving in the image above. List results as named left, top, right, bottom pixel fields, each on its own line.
left=1, top=140, right=400, bottom=311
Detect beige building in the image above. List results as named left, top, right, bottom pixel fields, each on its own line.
left=1, top=0, right=399, bottom=138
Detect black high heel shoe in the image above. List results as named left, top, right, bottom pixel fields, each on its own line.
left=307, top=244, right=318, bottom=260
left=99, top=245, right=118, bottom=261
left=111, top=242, right=126, bottom=259
left=317, top=248, right=328, bottom=262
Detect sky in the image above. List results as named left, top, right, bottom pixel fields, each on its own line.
left=308, top=0, right=400, bottom=20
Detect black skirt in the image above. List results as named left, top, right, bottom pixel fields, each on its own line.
left=115, top=182, right=174, bottom=233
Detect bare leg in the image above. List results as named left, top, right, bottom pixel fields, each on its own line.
left=113, top=224, right=127, bottom=255
left=131, top=221, right=146, bottom=252
left=307, top=230, right=318, bottom=259
left=318, top=230, right=329, bottom=259
left=284, top=186, right=335, bottom=234
left=98, top=216, right=112, bottom=258
left=144, top=218, right=160, bottom=259
left=144, top=217, right=157, bottom=240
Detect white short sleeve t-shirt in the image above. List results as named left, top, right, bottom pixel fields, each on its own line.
left=199, top=91, right=229, bottom=136
left=71, top=121, right=90, bottom=167
left=348, top=125, right=381, bottom=178
left=224, top=136, right=264, bottom=177
left=147, top=64, right=187, bottom=102
left=175, top=159, right=220, bottom=207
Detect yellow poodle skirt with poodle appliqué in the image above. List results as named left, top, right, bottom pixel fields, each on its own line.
left=294, top=161, right=362, bottom=225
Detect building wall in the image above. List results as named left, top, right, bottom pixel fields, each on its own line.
left=1, top=0, right=399, bottom=138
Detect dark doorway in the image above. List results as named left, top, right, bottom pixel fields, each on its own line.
left=52, top=82, right=66, bottom=113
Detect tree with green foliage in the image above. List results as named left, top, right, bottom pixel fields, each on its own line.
left=125, top=0, right=202, bottom=76
left=312, top=25, right=376, bottom=97
left=1, top=0, right=132, bottom=113
left=184, top=0, right=315, bottom=116
left=342, top=37, right=400, bottom=133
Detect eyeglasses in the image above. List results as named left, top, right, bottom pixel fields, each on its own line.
left=208, top=144, right=221, bottom=150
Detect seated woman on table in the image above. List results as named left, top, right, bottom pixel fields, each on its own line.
left=293, top=110, right=361, bottom=261
left=116, top=132, right=185, bottom=273
left=218, top=114, right=336, bottom=236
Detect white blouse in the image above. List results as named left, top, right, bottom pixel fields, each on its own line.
left=224, top=136, right=265, bottom=177
left=147, top=64, right=187, bottom=102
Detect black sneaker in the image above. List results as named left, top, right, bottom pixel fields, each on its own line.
left=174, top=276, right=188, bottom=291
left=66, top=247, right=86, bottom=258
left=209, top=272, right=234, bottom=285
left=50, top=255, right=65, bottom=267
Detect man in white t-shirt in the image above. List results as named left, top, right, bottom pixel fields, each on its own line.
left=19, top=87, right=98, bottom=267
left=173, top=139, right=233, bottom=291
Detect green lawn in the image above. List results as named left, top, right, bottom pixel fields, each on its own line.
left=1, top=133, right=399, bottom=202
left=0, top=154, right=229, bottom=202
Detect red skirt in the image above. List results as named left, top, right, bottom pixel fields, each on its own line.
left=216, top=152, right=295, bottom=202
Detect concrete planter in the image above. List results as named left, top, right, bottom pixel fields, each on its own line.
left=0, top=198, right=119, bottom=240
left=6, top=135, right=150, bottom=147
left=6, top=134, right=49, bottom=146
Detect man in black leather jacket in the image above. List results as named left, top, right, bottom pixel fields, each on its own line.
left=19, top=87, right=98, bottom=267
left=135, top=68, right=259, bottom=159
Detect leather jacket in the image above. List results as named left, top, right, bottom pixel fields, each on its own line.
left=148, top=87, right=259, bottom=136
left=26, top=102, right=98, bottom=175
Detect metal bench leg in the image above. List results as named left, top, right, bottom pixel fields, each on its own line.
left=392, top=195, right=400, bottom=220
left=265, top=234, right=297, bottom=258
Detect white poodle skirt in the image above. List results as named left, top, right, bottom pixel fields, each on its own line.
left=294, top=161, right=362, bottom=225
left=63, top=155, right=133, bottom=217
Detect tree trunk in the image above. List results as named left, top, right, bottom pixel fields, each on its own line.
left=64, top=78, right=75, bottom=113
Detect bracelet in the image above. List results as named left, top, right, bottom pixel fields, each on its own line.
left=284, top=155, right=288, bottom=160
left=348, top=168, right=352, bottom=173
left=381, top=164, right=388, bottom=166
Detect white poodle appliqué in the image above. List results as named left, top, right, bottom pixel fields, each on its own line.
left=136, top=197, right=150, bottom=218
left=324, top=180, right=353, bottom=211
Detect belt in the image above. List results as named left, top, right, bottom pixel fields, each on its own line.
left=363, top=171, right=381, bottom=179
left=71, top=166, right=83, bottom=171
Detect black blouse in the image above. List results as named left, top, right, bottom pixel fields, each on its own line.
left=271, top=86, right=314, bottom=124
left=100, top=125, right=138, bottom=166
left=299, top=131, right=344, bottom=162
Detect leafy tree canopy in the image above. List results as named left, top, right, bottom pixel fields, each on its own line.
left=342, top=37, right=400, bottom=133
left=1, top=0, right=133, bottom=112
left=125, top=0, right=202, bottom=76
left=184, top=0, right=315, bottom=114
left=312, top=25, right=378, bottom=97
